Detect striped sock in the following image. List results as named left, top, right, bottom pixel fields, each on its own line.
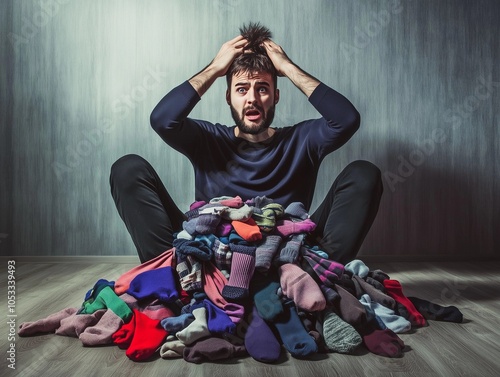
left=222, top=244, right=256, bottom=300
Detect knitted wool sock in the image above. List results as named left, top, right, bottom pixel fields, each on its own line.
left=408, top=296, right=463, bottom=323
left=161, top=313, right=195, bottom=333
left=361, top=327, right=405, bottom=358
left=244, top=305, right=281, bottom=363
left=272, top=300, right=318, bottom=358
left=183, top=337, right=247, bottom=364
left=279, top=263, right=326, bottom=312
left=173, top=238, right=213, bottom=261
left=84, top=279, right=115, bottom=302
left=274, top=233, right=304, bottom=266
left=353, top=275, right=396, bottom=310
left=222, top=244, right=256, bottom=300
left=298, top=311, right=326, bottom=352
left=127, top=266, right=179, bottom=303
left=215, top=221, right=233, bottom=237
left=251, top=271, right=283, bottom=321
left=79, top=310, right=125, bottom=346
left=210, top=195, right=244, bottom=208
left=252, top=202, right=284, bottom=232
left=203, top=299, right=236, bottom=334
left=231, top=218, right=262, bottom=242
left=212, top=237, right=232, bottom=275
left=195, top=213, right=222, bottom=234
left=125, top=310, right=168, bottom=361
left=383, top=279, right=427, bottom=327
left=81, top=286, right=132, bottom=322
left=334, top=284, right=368, bottom=327
left=255, top=235, right=282, bottom=272
left=176, top=307, right=211, bottom=345
left=56, top=309, right=106, bottom=337
left=322, top=310, right=362, bottom=353
left=221, top=204, right=253, bottom=221
left=176, top=255, right=203, bottom=292
left=365, top=276, right=386, bottom=291
left=284, top=202, right=309, bottom=220
left=18, top=307, right=78, bottom=336
left=275, top=218, right=316, bottom=237
left=361, top=296, right=411, bottom=333
left=345, top=259, right=370, bottom=278
left=368, top=269, right=391, bottom=284
left=160, top=335, right=186, bottom=358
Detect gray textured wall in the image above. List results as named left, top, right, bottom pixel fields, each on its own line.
left=1, top=0, right=498, bottom=259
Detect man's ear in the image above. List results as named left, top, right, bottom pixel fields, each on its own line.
left=274, top=88, right=280, bottom=105
left=226, top=89, right=231, bottom=105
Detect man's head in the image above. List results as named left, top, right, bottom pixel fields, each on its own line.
left=226, top=23, right=279, bottom=136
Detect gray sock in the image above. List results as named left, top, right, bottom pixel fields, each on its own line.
left=322, top=310, right=362, bottom=354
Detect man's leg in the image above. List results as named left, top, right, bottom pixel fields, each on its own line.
left=109, top=154, right=185, bottom=263
left=307, top=160, right=383, bottom=265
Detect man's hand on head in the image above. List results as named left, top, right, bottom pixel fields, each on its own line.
left=262, top=39, right=320, bottom=98
left=210, top=35, right=249, bottom=77
left=189, top=35, right=248, bottom=97
left=262, top=39, right=294, bottom=77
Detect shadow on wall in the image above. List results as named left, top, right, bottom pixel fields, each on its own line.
left=360, top=140, right=497, bottom=261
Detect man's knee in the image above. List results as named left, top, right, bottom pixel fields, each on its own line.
left=109, top=154, right=150, bottom=188
left=344, top=160, right=383, bottom=194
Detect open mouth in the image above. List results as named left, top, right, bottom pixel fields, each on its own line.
left=245, top=109, right=262, bottom=121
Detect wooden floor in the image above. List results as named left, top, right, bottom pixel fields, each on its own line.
left=2, top=259, right=500, bottom=377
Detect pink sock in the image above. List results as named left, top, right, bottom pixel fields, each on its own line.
left=275, top=218, right=316, bottom=237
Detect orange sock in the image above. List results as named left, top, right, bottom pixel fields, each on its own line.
left=231, top=218, right=262, bottom=242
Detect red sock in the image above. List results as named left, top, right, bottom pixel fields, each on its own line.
left=112, top=315, right=135, bottom=349
left=383, top=279, right=427, bottom=327
left=362, top=327, right=405, bottom=358
left=125, top=309, right=168, bottom=361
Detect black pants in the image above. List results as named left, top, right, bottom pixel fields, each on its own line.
left=110, top=154, right=383, bottom=264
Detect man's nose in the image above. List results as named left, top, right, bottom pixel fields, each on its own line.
left=246, top=89, right=258, bottom=104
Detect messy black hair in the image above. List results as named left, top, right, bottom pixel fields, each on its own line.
left=226, top=22, right=278, bottom=89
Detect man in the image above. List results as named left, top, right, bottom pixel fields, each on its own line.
left=110, top=25, right=383, bottom=266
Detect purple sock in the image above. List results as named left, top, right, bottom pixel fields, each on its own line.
left=275, top=218, right=316, bottom=237
left=245, top=305, right=281, bottom=363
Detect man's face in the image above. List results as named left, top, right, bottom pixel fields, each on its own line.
left=226, top=71, right=279, bottom=135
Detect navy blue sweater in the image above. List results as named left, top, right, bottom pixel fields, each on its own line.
left=150, top=81, right=360, bottom=210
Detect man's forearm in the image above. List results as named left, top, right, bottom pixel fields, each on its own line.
left=281, top=62, right=321, bottom=98
left=188, top=64, right=220, bottom=97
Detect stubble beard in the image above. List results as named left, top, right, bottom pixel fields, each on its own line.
left=230, top=103, right=276, bottom=135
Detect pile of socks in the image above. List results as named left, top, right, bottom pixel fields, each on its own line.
left=18, top=195, right=464, bottom=364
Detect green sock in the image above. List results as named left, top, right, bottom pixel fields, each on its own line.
left=81, top=286, right=132, bottom=322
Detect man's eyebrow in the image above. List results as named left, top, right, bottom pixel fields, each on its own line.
left=234, top=81, right=271, bottom=87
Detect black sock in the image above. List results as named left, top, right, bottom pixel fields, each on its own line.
left=408, top=297, right=463, bottom=323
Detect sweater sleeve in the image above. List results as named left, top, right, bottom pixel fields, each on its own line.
left=149, top=81, right=204, bottom=155
left=305, top=82, right=361, bottom=157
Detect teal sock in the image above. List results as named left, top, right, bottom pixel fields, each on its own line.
left=81, top=286, right=132, bottom=322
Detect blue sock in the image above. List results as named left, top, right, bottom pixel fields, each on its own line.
left=161, top=313, right=195, bottom=333
left=127, top=267, right=179, bottom=303
left=203, top=299, right=236, bottom=334
left=272, top=300, right=317, bottom=358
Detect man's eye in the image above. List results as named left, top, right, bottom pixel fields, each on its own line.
left=259, top=87, right=267, bottom=92
left=237, top=88, right=246, bottom=93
